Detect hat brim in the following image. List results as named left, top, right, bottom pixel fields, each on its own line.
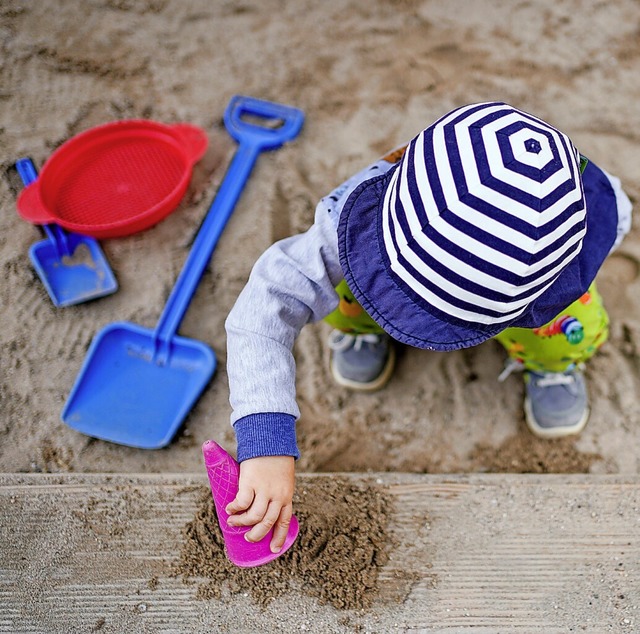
left=338, top=161, right=619, bottom=351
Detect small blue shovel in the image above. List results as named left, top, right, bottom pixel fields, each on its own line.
left=62, top=96, right=304, bottom=449
left=15, top=158, right=117, bottom=307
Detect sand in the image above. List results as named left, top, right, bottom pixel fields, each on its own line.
left=1, top=0, right=640, bottom=629
left=175, top=477, right=394, bottom=611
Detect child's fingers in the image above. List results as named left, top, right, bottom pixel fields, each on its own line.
left=245, top=500, right=285, bottom=545
left=227, top=495, right=268, bottom=527
left=225, top=486, right=255, bottom=515
left=269, top=504, right=293, bottom=553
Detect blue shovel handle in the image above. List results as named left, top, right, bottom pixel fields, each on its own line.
left=224, top=95, right=306, bottom=151
left=154, top=96, right=304, bottom=349
left=15, top=158, right=73, bottom=258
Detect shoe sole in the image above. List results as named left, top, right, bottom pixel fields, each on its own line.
left=524, top=397, right=590, bottom=439
left=330, top=345, right=396, bottom=392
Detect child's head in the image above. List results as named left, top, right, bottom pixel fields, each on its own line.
left=338, top=102, right=616, bottom=351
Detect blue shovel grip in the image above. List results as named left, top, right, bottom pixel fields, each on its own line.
left=224, top=96, right=305, bottom=151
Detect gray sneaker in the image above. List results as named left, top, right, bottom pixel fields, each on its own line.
left=524, top=367, right=590, bottom=438
left=328, top=331, right=395, bottom=391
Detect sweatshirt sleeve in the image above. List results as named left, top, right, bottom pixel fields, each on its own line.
left=225, top=200, right=344, bottom=462
left=599, top=167, right=633, bottom=253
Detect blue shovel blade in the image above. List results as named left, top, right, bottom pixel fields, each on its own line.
left=15, top=157, right=117, bottom=307
left=61, top=322, right=216, bottom=449
left=30, top=236, right=118, bottom=307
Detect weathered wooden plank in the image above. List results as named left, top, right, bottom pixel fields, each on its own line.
left=1, top=474, right=639, bottom=633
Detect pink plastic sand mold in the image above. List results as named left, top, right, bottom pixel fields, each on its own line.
left=202, top=440, right=299, bottom=568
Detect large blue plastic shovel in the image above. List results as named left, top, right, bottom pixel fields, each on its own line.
left=62, top=96, right=304, bottom=449
left=15, top=158, right=117, bottom=307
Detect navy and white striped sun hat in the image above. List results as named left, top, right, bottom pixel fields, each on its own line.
left=338, top=102, right=620, bottom=350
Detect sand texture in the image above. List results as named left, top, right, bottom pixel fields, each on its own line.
left=1, top=1, right=640, bottom=631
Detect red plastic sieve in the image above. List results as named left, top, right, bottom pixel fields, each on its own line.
left=17, top=120, right=208, bottom=238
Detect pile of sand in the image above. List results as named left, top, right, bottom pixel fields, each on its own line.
left=175, top=477, right=393, bottom=610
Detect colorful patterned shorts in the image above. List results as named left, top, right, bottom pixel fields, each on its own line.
left=324, top=280, right=609, bottom=373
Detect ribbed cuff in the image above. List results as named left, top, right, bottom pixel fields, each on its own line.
left=233, top=413, right=299, bottom=462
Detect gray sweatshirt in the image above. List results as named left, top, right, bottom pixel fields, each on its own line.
left=225, top=157, right=396, bottom=461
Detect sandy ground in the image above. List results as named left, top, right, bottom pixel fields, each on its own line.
left=2, top=0, right=640, bottom=478
left=1, top=1, right=640, bottom=628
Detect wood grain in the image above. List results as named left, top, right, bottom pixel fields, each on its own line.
left=1, top=473, right=639, bottom=633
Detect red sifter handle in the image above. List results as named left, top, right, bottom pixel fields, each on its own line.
left=16, top=182, right=55, bottom=225
left=171, top=123, right=209, bottom=164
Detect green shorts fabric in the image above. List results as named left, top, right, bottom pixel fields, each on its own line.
left=325, top=280, right=609, bottom=373
left=493, top=283, right=608, bottom=372
left=324, top=279, right=386, bottom=335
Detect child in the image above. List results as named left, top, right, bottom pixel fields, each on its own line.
left=223, top=102, right=632, bottom=553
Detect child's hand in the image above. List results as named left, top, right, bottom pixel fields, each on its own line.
left=225, top=455, right=295, bottom=553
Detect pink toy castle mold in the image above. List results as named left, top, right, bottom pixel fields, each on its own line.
left=202, top=440, right=299, bottom=567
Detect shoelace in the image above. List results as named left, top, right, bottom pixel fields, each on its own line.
left=498, top=358, right=582, bottom=386
left=497, top=358, right=525, bottom=382
left=532, top=372, right=576, bottom=388
left=328, top=331, right=381, bottom=352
